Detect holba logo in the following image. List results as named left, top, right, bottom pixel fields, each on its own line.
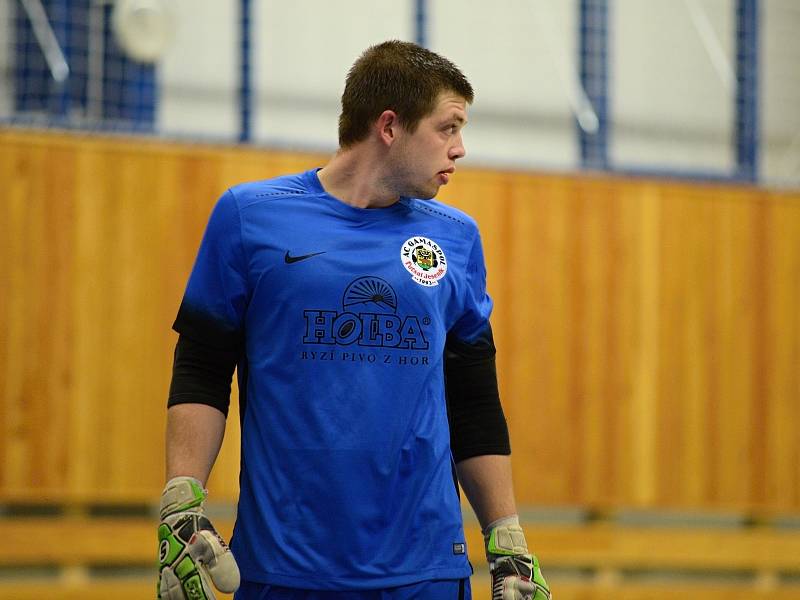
left=303, top=277, right=429, bottom=349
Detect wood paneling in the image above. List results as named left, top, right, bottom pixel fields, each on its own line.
left=0, top=131, right=323, bottom=502
left=439, top=170, right=800, bottom=511
left=2, top=130, right=799, bottom=511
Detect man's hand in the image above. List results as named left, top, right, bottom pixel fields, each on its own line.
left=157, top=477, right=240, bottom=599
left=484, top=515, right=551, bottom=600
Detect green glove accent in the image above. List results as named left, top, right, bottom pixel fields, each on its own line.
left=157, top=477, right=240, bottom=600
left=484, top=515, right=552, bottom=600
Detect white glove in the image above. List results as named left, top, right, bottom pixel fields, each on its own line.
left=157, top=477, right=240, bottom=599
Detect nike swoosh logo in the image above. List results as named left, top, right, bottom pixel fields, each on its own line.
left=284, top=250, right=326, bottom=264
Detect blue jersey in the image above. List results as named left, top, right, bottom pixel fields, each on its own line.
left=175, top=168, right=493, bottom=590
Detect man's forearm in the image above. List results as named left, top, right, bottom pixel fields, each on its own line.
left=165, top=403, right=227, bottom=485
left=455, top=454, right=517, bottom=529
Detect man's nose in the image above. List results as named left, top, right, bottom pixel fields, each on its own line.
left=449, top=132, right=466, bottom=160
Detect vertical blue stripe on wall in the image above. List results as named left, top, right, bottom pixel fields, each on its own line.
left=579, top=0, right=609, bottom=169
left=49, top=0, right=70, bottom=116
left=239, top=0, right=253, bottom=142
left=415, top=0, right=428, bottom=48
left=735, top=0, right=759, bottom=182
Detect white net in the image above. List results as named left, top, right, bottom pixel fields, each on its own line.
left=1, top=0, right=168, bottom=131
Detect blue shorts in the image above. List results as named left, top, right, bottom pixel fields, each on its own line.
left=234, top=578, right=471, bottom=600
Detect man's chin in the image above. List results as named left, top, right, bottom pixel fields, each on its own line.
left=409, top=184, right=440, bottom=200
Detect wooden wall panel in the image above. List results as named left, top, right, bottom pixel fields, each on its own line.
left=0, top=132, right=323, bottom=501
left=763, top=194, right=800, bottom=508
left=441, top=172, right=800, bottom=511
left=2, top=130, right=799, bottom=512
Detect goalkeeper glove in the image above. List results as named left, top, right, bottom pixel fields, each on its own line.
left=157, top=476, right=240, bottom=600
left=484, top=515, right=551, bottom=600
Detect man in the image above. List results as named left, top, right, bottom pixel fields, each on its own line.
left=157, top=40, right=551, bottom=600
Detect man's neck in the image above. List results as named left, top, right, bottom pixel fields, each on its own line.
left=317, top=147, right=399, bottom=209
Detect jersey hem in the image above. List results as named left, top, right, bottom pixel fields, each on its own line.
left=239, top=566, right=473, bottom=591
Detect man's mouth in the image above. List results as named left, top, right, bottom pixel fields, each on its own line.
left=437, top=167, right=455, bottom=184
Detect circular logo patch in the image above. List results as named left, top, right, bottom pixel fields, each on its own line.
left=400, top=237, right=447, bottom=286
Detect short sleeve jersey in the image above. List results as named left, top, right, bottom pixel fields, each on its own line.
left=174, top=168, right=493, bottom=590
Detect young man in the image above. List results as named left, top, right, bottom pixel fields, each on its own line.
left=157, top=41, right=550, bottom=600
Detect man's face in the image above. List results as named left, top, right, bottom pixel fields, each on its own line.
left=388, top=92, right=468, bottom=200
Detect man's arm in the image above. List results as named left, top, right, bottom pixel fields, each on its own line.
left=444, top=327, right=514, bottom=526
left=158, top=337, right=240, bottom=599
left=455, top=454, right=517, bottom=530
left=456, top=454, right=552, bottom=600
left=165, top=331, right=238, bottom=482
left=445, top=327, right=551, bottom=599
left=165, top=403, right=226, bottom=484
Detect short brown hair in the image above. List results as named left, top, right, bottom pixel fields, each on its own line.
left=337, top=40, right=474, bottom=148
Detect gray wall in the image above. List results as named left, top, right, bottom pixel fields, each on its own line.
left=2, top=0, right=798, bottom=186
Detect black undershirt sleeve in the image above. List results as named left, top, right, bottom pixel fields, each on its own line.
left=444, top=324, right=511, bottom=463
left=167, top=333, right=238, bottom=417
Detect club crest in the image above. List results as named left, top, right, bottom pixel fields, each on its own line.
left=400, top=237, right=447, bottom=286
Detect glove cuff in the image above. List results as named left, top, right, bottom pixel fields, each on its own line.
left=160, top=476, right=207, bottom=519
left=483, top=514, right=529, bottom=559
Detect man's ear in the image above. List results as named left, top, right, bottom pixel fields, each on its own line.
left=375, top=110, right=399, bottom=146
